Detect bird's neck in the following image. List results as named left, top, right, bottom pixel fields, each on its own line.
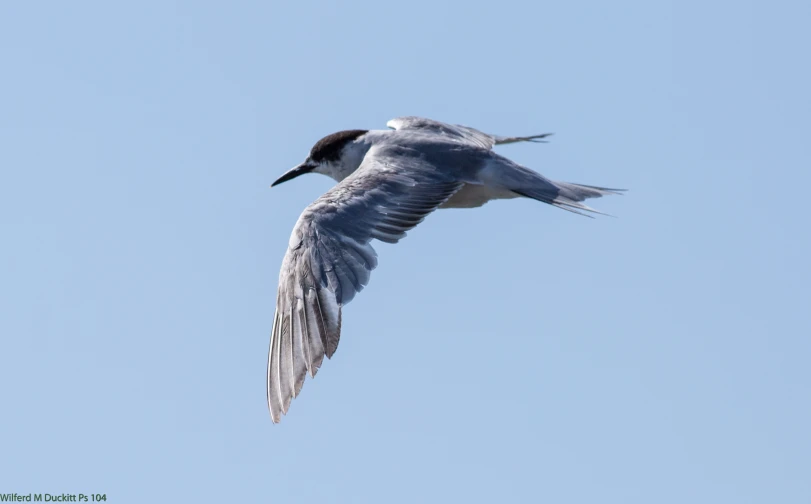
left=324, top=135, right=377, bottom=182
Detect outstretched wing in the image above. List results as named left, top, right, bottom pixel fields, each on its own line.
left=268, top=146, right=463, bottom=422
left=387, top=116, right=551, bottom=150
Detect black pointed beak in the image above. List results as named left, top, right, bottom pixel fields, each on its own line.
left=271, top=162, right=315, bottom=187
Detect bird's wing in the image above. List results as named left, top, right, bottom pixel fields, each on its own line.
left=386, top=116, right=551, bottom=150
left=268, top=146, right=463, bottom=422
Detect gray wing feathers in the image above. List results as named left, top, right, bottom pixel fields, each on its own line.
left=387, top=116, right=551, bottom=150
left=387, top=116, right=496, bottom=149
left=268, top=150, right=462, bottom=422
left=492, top=133, right=553, bottom=145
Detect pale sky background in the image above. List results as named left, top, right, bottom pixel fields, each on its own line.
left=1, top=1, right=810, bottom=502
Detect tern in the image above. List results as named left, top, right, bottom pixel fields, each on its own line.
left=267, top=116, right=623, bottom=422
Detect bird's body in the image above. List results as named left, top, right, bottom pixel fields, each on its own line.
left=267, top=116, right=623, bottom=422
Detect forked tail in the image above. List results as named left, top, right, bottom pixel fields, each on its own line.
left=479, top=158, right=625, bottom=216
left=521, top=181, right=626, bottom=217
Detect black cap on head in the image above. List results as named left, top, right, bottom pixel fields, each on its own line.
left=310, top=129, right=368, bottom=163
left=271, top=129, right=368, bottom=187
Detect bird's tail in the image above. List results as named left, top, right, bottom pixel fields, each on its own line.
left=481, top=160, right=625, bottom=217
left=523, top=181, right=626, bottom=217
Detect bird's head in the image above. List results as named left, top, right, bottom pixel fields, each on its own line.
left=272, top=129, right=370, bottom=187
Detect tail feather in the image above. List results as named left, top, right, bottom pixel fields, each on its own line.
left=558, top=182, right=627, bottom=195
left=514, top=181, right=625, bottom=217
left=477, top=158, right=625, bottom=217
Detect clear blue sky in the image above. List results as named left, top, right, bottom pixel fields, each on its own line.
left=2, top=0, right=809, bottom=502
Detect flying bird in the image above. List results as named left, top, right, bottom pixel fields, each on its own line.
left=268, top=116, right=623, bottom=422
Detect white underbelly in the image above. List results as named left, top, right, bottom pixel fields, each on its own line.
left=440, top=183, right=520, bottom=209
